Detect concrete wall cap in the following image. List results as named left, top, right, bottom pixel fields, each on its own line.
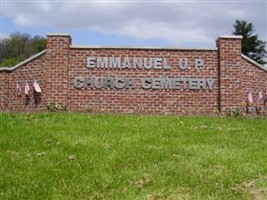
left=219, top=35, right=243, bottom=39
left=47, top=33, right=71, bottom=37
left=70, top=45, right=217, bottom=51
left=241, top=54, right=267, bottom=72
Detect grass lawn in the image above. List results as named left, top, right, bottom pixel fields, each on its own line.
left=0, top=112, right=266, bottom=200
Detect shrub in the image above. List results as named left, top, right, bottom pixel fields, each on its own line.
left=228, top=107, right=243, bottom=117
left=46, top=103, right=58, bottom=112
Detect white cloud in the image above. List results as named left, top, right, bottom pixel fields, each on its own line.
left=2, top=1, right=267, bottom=47
left=92, top=19, right=213, bottom=46
left=0, top=33, right=9, bottom=40
left=14, top=14, right=36, bottom=26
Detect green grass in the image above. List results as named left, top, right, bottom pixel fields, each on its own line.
left=0, top=112, right=266, bottom=200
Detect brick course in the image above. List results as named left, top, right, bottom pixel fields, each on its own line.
left=0, top=34, right=266, bottom=115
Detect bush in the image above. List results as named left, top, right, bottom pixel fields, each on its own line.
left=46, top=103, right=58, bottom=112
left=228, top=107, right=243, bottom=117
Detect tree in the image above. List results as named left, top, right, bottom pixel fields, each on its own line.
left=0, top=32, right=47, bottom=67
left=233, top=19, right=267, bottom=65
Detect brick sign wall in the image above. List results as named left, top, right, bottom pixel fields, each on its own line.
left=0, top=34, right=266, bottom=115
left=68, top=48, right=218, bottom=114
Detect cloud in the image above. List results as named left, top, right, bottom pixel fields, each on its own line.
left=92, top=19, right=213, bottom=46
left=0, top=33, right=9, bottom=40
left=2, top=1, right=267, bottom=47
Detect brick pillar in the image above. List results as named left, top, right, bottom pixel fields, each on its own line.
left=217, top=35, right=243, bottom=114
left=46, top=33, right=71, bottom=108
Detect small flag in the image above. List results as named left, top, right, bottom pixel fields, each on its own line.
left=25, top=81, right=29, bottom=95
left=248, top=91, right=253, bottom=104
left=33, top=80, right=41, bottom=93
left=16, top=82, right=21, bottom=96
left=258, top=91, right=263, bottom=101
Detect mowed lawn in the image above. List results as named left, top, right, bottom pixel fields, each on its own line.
left=0, top=113, right=266, bottom=200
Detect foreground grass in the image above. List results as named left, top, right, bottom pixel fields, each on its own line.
left=0, top=113, right=266, bottom=200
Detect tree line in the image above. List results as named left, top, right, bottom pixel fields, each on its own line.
left=0, top=32, right=47, bottom=67
left=0, top=20, right=266, bottom=67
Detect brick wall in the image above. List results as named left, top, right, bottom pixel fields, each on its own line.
left=68, top=48, right=218, bottom=114
left=5, top=53, right=47, bottom=112
left=240, top=57, right=267, bottom=114
left=0, top=72, right=8, bottom=110
left=0, top=34, right=266, bottom=115
left=217, top=36, right=267, bottom=114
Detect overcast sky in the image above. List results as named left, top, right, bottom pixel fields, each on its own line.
left=1, top=0, right=266, bottom=48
